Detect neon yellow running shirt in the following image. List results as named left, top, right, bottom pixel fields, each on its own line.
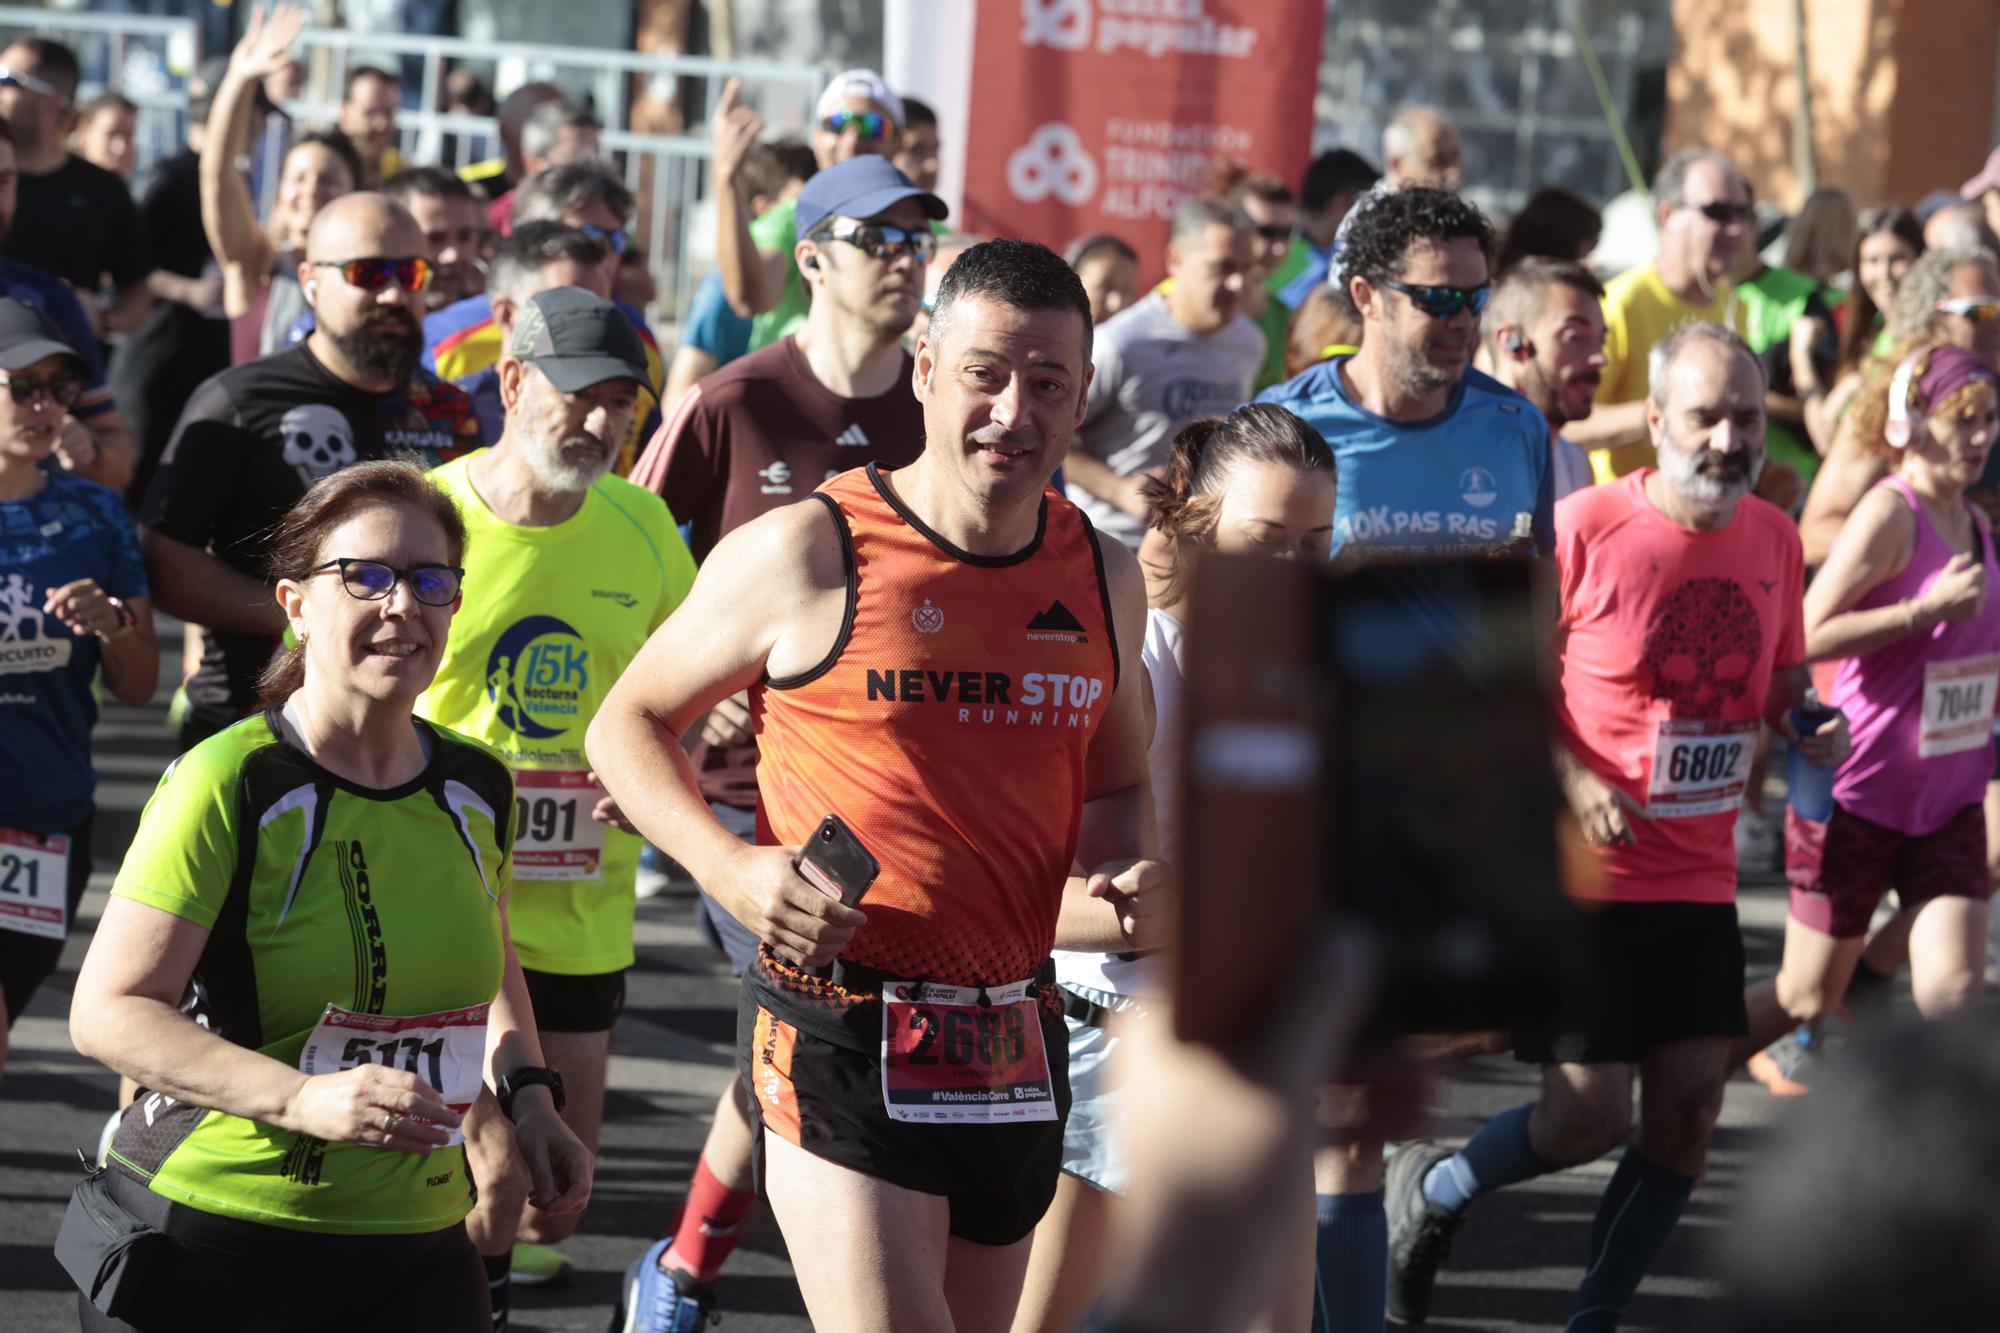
left=106, top=712, right=511, bottom=1234
left=418, top=451, right=695, bottom=974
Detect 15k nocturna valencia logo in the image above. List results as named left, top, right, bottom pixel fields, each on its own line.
left=486, top=616, right=589, bottom=739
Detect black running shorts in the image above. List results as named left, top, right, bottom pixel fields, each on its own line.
left=1516, top=901, right=1747, bottom=1065
left=521, top=966, right=627, bottom=1033
left=738, top=988, right=1072, bottom=1247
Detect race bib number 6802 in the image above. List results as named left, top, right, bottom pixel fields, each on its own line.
left=1647, top=719, right=1759, bottom=818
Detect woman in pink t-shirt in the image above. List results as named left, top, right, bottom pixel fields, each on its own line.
left=1751, top=342, right=2000, bottom=1075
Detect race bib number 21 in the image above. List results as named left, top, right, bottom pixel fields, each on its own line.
left=0, top=827, right=69, bottom=941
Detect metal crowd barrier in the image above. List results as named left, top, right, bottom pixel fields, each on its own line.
left=0, top=6, right=202, bottom=188
left=0, top=6, right=824, bottom=333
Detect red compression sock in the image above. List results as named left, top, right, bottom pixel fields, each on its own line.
left=661, top=1156, right=759, bottom=1282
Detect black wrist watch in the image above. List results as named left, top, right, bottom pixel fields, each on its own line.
left=495, top=1066, right=565, bottom=1121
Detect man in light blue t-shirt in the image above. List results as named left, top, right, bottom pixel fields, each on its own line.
left=1258, top=185, right=1551, bottom=562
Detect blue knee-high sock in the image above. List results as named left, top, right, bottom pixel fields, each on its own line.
left=1311, top=1190, right=1387, bottom=1333
left=1424, top=1103, right=1548, bottom=1211
left=1565, top=1150, right=1696, bottom=1332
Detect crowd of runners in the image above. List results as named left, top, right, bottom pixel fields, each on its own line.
left=5, top=7, right=2000, bottom=1331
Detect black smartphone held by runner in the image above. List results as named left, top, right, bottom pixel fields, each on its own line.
left=794, top=813, right=880, bottom=908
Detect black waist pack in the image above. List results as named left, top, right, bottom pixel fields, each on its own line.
left=55, top=1169, right=163, bottom=1317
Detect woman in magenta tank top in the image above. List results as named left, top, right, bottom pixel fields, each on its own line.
left=1756, top=343, right=2000, bottom=1067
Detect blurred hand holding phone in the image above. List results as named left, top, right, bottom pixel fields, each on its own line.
left=1174, top=553, right=1585, bottom=1058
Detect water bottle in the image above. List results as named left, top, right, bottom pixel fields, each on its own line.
left=1787, top=688, right=1839, bottom=821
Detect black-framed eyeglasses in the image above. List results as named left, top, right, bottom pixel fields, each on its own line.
left=307, top=558, right=463, bottom=606
left=0, top=64, right=66, bottom=107
left=822, top=109, right=890, bottom=141
left=1371, top=275, right=1491, bottom=321
left=819, top=223, right=937, bottom=264
left=312, top=257, right=434, bottom=293
left=1254, top=224, right=1293, bottom=243
left=0, top=370, right=81, bottom=409
left=1691, top=201, right=1753, bottom=226
left=579, top=223, right=630, bottom=256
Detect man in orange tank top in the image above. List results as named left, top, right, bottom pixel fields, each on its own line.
left=589, top=239, right=1165, bottom=1332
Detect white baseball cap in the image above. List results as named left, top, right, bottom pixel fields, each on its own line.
left=815, top=69, right=904, bottom=129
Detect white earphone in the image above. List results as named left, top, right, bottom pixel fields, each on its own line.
left=1885, top=349, right=1925, bottom=448
left=305, top=281, right=318, bottom=304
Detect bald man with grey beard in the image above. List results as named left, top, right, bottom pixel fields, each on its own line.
left=139, top=192, right=483, bottom=748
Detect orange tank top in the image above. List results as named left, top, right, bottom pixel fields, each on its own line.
left=753, top=464, right=1120, bottom=987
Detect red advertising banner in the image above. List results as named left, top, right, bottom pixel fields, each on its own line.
left=954, top=0, right=1326, bottom=275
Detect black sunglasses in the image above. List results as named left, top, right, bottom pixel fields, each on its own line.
left=1371, top=275, right=1492, bottom=320
left=0, top=370, right=81, bottom=408
left=313, top=257, right=434, bottom=293
left=307, top=558, right=463, bottom=606
left=1254, top=224, right=1293, bottom=243
left=1692, top=201, right=1753, bottom=226
left=820, top=223, right=938, bottom=264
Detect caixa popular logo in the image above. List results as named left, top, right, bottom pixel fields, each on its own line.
left=1008, top=123, right=1098, bottom=207
left=486, top=615, right=589, bottom=739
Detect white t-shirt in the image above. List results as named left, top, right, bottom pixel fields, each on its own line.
left=1068, top=292, right=1266, bottom=550
left=1053, top=606, right=1183, bottom=999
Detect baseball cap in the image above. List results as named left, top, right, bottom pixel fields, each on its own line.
left=794, top=155, right=948, bottom=239
left=1964, top=147, right=2000, bottom=200
left=0, top=298, right=80, bottom=372
left=506, top=287, right=651, bottom=394
left=815, top=69, right=904, bottom=128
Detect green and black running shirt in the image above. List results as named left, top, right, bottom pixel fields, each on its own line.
left=103, top=710, right=511, bottom=1234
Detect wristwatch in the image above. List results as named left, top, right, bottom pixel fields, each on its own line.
left=495, top=1066, right=565, bottom=1121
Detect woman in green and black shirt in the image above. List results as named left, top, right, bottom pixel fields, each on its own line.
left=68, top=460, right=589, bottom=1331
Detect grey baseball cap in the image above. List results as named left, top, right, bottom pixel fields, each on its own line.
left=0, top=298, right=80, bottom=372
left=506, top=287, right=651, bottom=394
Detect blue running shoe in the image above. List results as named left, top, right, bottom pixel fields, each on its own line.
left=611, top=1239, right=715, bottom=1333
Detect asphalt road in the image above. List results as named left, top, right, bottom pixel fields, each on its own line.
left=1, top=661, right=1800, bottom=1332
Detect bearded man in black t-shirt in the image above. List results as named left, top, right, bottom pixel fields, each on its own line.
left=139, top=193, right=480, bottom=749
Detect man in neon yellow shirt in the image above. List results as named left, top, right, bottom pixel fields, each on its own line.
left=1575, top=149, right=1755, bottom=481
left=417, top=287, right=696, bottom=1311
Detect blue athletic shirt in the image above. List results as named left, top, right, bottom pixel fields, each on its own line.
left=681, top=270, right=752, bottom=366
left=1256, top=357, right=1554, bottom=560
left=1, top=470, right=149, bottom=832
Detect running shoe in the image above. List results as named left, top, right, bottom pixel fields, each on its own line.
left=1387, top=1140, right=1465, bottom=1325
left=611, top=1239, right=715, bottom=1333
left=1746, top=1022, right=1826, bottom=1097
left=511, top=1241, right=575, bottom=1287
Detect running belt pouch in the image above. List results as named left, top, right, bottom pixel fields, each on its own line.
left=55, top=1170, right=162, bottom=1317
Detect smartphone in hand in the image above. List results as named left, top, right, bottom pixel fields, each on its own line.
left=794, top=813, right=880, bottom=907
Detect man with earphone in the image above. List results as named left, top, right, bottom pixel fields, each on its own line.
left=1479, top=256, right=1609, bottom=500
left=135, top=191, right=480, bottom=751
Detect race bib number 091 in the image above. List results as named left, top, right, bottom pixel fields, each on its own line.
left=1648, top=719, right=1759, bottom=818
left=512, top=769, right=608, bottom=881
left=1920, top=655, right=2000, bottom=758
left=297, top=1002, right=489, bottom=1147
left=881, top=980, right=1058, bottom=1125
left=0, top=827, right=69, bottom=941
